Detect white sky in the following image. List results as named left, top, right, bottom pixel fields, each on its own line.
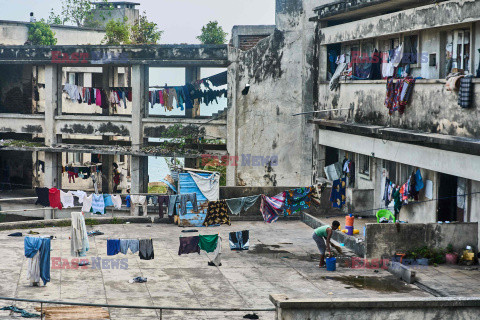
left=0, top=0, right=276, bottom=44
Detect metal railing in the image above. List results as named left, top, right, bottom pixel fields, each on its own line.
left=0, top=296, right=275, bottom=320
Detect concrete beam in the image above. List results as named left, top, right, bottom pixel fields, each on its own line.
left=320, top=0, right=480, bottom=44
left=318, top=129, right=480, bottom=181
left=0, top=114, right=44, bottom=134
left=143, top=118, right=227, bottom=140
left=0, top=44, right=229, bottom=66
left=55, top=115, right=131, bottom=137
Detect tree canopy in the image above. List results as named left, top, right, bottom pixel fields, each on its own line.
left=197, top=21, right=228, bottom=45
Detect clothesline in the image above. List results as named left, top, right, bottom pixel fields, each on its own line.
left=325, top=191, right=480, bottom=219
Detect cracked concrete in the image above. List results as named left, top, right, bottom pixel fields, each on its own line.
left=0, top=221, right=430, bottom=319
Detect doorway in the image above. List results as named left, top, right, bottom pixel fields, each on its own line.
left=437, top=173, right=458, bottom=222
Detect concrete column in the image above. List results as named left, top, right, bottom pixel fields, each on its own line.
left=44, top=65, right=62, bottom=188
left=102, top=66, right=114, bottom=194
left=185, top=67, right=201, bottom=118
left=44, top=65, right=60, bottom=147
left=44, top=151, right=61, bottom=188
left=226, top=53, right=239, bottom=186
left=130, top=65, right=149, bottom=214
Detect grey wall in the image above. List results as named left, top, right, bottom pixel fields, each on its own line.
left=365, top=222, right=478, bottom=259
left=227, top=0, right=319, bottom=187
left=0, top=21, right=105, bottom=45
left=270, top=294, right=480, bottom=320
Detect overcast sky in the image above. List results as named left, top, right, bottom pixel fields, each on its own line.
left=1, top=0, right=276, bottom=44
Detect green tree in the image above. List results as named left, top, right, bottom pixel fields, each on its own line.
left=48, top=0, right=111, bottom=27
left=103, top=17, right=131, bottom=44
left=196, top=21, right=228, bottom=45
left=131, top=12, right=163, bottom=44
left=27, top=20, right=58, bottom=45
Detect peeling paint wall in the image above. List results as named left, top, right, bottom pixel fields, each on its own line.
left=227, top=0, right=319, bottom=187
left=319, top=81, right=480, bottom=138
left=0, top=21, right=105, bottom=45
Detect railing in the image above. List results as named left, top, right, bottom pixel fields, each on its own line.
left=0, top=296, right=275, bottom=320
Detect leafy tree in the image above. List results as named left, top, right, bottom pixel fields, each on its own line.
left=103, top=17, right=131, bottom=45
left=48, top=0, right=111, bottom=27
left=196, top=21, right=228, bottom=45
left=131, top=12, right=163, bottom=44
left=47, top=9, right=64, bottom=25
left=27, top=20, right=58, bottom=45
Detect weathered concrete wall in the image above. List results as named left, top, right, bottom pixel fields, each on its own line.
left=365, top=222, right=478, bottom=259
left=227, top=0, right=318, bottom=187
left=0, top=20, right=105, bottom=45
left=0, top=65, right=33, bottom=114
left=320, top=0, right=480, bottom=45
left=270, top=295, right=480, bottom=320
left=319, top=80, right=480, bottom=139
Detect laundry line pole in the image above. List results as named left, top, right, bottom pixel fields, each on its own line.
left=291, top=108, right=352, bottom=116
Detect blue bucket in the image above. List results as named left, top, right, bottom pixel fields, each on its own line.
left=326, top=257, right=336, bottom=271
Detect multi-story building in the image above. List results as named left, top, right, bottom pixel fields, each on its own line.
left=312, top=0, right=480, bottom=229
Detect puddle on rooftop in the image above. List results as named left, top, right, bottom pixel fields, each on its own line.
left=323, top=275, right=413, bottom=293
left=248, top=244, right=320, bottom=261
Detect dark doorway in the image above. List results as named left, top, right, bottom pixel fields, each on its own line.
left=325, top=146, right=339, bottom=167
left=437, top=173, right=458, bottom=222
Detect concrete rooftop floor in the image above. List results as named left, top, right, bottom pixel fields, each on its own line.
left=0, top=220, right=432, bottom=319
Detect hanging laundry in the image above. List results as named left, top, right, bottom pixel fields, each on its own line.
left=63, top=83, right=81, bottom=102
left=415, top=169, right=424, bottom=192
left=458, top=75, right=474, bottom=108
left=120, top=239, right=139, bottom=254
left=91, top=194, right=105, bottom=214
left=260, top=193, right=285, bottom=223
left=71, top=212, right=89, bottom=257
left=35, top=187, right=50, bottom=207
left=168, top=195, right=178, bottom=216
left=111, top=194, right=122, bottom=209
left=229, top=230, right=250, bottom=250
left=126, top=195, right=131, bottom=207
left=178, top=236, right=201, bottom=255
left=189, top=172, right=220, bottom=201
left=330, top=178, right=346, bottom=208
left=198, top=234, right=219, bottom=253
left=204, top=71, right=227, bottom=87
left=158, top=195, right=169, bottom=218
left=283, top=187, right=313, bottom=216
left=139, top=239, right=154, bottom=260
left=24, top=237, right=50, bottom=286
left=203, top=200, right=231, bottom=226
left=107, top=239, right=121, bottom=256
left=130, top=195, right=147, bottom=215
left=81, top=194, right=93, bottom=212
left=393, top=188, right=402, bottom=219
left=49, top=188, right=63, bottom=210
left=178, top=193, right=198, bottom=215
left=60, top=190, right=74, bottom=208
left=103, top=194, right=114, bottom=207
left=71, top=190, right=87, bottom=203
left=225, top=195, right=259, bottom=215
left=210, top=236, right=222, bottom=266
left=383, top=178, right=392, bottom=207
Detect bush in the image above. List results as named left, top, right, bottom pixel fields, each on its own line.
left=27, top=20, right=57, bottom=45
left=103, top=18, right=131, bottom=45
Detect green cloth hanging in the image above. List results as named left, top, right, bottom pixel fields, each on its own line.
left=198, top=234, right=218, bottom=253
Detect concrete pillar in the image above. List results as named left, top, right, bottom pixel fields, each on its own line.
left=131, top=65, right=149, bottom=214
left=101, top=66, right=114, bottom=194
left=185, top=67, right=201, bottom=118
left=226, top=54, right=239, bottom=186
left=44, top=152, right=61, bottom=188
left=44, top=65, right=62, bottom=188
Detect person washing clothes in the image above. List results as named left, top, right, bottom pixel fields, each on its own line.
left=313, top=221, right=340, bottom=268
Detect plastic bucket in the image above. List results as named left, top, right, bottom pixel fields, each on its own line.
left=345, top=215, right=354, bottom=227
left=326, top=257, right=336, bottom=271
left=346, top=226, right=354, bottom=236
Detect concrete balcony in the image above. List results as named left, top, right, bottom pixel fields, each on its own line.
left=317, top=78, right=480, bottom=142
left=313, top=0, right=443, bottom=22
